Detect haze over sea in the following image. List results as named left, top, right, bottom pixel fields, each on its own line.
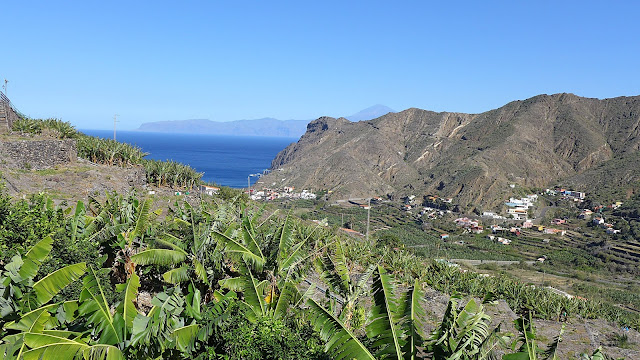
left=81, top=130, right=297, bottom=188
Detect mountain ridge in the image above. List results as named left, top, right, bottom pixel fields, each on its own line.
left=135, top=105, right=395, bottom=137
left=264, top=93, right=640, bottom=209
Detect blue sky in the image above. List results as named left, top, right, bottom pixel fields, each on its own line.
left=1, top=1, right=639, bottom=129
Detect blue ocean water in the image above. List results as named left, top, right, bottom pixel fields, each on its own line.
left=80, top=130, right=297, bottom=188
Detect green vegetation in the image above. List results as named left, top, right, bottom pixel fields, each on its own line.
left=143, top=159, right=203, bottom=189
left=11, top=117, right=203, bottom=189
left=3, top=116, right=640, bottom=357
left=0, top=188, right=637, bottom=358
left=76, top=135, right=147, bottom=166
left=11, top=117, right=77, bottom=139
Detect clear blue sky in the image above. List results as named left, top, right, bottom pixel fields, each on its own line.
left=2, top=1, right=639, bottom=130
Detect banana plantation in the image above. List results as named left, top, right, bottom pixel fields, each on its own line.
left=12, top=118, right=203, bottom=189
left=0, top=188, right=629, bottom=359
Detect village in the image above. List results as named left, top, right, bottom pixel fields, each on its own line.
left=428, top=187, right=626, bottom=251
left=197, top=181, right=630, bottom=261
left=194, top=183, right=318, bottom=201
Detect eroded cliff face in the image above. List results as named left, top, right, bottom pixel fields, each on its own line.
left=265, top=93, right=640, bottom=209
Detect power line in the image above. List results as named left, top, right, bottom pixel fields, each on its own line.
left=113, top=114, right=119, bottom=140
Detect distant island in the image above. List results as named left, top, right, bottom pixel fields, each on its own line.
left=135, top=104, right=395, bottom=137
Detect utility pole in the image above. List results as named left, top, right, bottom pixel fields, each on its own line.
left=113, top=114, right=119, bottom=140
left=365, top=198, right=371, bottom=243
left=248, top=173, right=260, bottom=194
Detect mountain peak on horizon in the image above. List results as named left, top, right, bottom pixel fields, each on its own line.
left=135, top=105, right=397, bottom=137
left=345, top=104, right=395, bottom=122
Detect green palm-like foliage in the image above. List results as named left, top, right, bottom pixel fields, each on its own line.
left=307, top=266, right=429, bottom=360
left=428, top=296, right=501, bottom=360
left=316, top=241, right=376, bottom=328
left=215, top=211, right=313, bottom=320
left=21, top=333, right=125, bottom=360
left=0, top=237, right=87, bottom=360
left=366, top=265, right=404, bottom=359
left=402, top=278, right=427, bottom=360
left=32, top=263, right=87, bottom=306
left=11, top=117, right=78, bottom=138
left=0, top=236, right=86, bottom=317
left=503, top=312, right=567, bottom=360
left=130, top=287, right=199, bottom=356
left=77, top=134, right=202, bottom=188
left=77, top=134, right=147, bottom=167
left=580, top=347, right=605, bottom=360
left=308, top=265, right=506, bottom=360
left=306, top=296, right=375, bottom=360
left=131, top=203, right=220, bottom=287
left=115, top=272, right=140, bottom=340
left=77, top=267, right=127, bottom=346
left=130, top=248, right=188, bottom=267
left=84, top=193, right=141, bottom=244
left=143, top=159, right=203, bottom=189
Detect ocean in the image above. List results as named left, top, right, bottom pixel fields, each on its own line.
left=80, top=130, right=297, bottom=188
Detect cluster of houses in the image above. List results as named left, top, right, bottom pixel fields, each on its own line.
left=487, top=234, right=512, bottom=245
left=418, top=207, right=449, bottom=219
left=578, top=209, right=594, bottom=219
left=405, top=194, right=453, bottom=212
left=400, top=194, right=452, bottom=219
left=504, top=194, right=538, bottom=220
left=592, top=216, right=621, bottom=234
left=521, top=220, right=567, bottom=236
left=401, top=195, right=418, bottom=211
left=197, top=184, right=319, bottom=201
left=247, top=186, right=317, bottom=201
left=591, top=201, right=624, bottom=211
left=481, top=211, right=505, bottom=220
left=454, top=217, right=484, bottom=233
left=491, top=224, right=523, bottom=236
left=546, top=188, right=586, bottom=203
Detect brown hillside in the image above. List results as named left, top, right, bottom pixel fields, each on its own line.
left=266, top=93, right=640, bottom=209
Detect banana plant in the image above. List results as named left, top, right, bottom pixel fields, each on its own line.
left=0, top=236, right=87, bottom=359
left=66, top=201, right=89, bottom=243
left=15, top=266, right=142, bottom=360
left=306, top=296, right=375, bottom=360
left=214, top=211, right=312, bottom=320
left=307, top=265, right=430, bottom=360
left=307, top=265, right=504, bottom=360
left=503, top=312, right=566, bottom=360
left=428, top=295, right=503, bottom=360
left=366, top=265, right=406, bottom=359
left=580, top=347, right=605, bottom=360
left=131, top=202, right=222, bottom=288
left=129, top=285, right=203, bottom=357
left=315, top=240, right=376, bottom=329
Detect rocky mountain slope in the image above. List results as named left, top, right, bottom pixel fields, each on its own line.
left=266, top=93, right=640, bottom=209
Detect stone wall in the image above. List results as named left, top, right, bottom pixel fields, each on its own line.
left=0, top=139, right=77, bottom=169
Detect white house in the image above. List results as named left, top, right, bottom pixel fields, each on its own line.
left=201, top=185, right=220, bottom=196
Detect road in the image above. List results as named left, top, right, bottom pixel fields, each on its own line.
left=532, top=195, right=557, bottom=224
left=449, top=259, right=536, bottom=266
